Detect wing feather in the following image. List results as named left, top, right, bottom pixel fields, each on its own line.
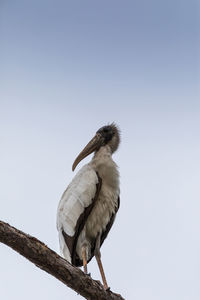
left=57, top=165, right=101, bottom=263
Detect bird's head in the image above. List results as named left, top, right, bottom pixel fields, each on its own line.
left=72, top=123, right=120, bottom=171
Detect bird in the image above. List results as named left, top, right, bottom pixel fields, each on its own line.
left=57, top=123, right=120, bottom=289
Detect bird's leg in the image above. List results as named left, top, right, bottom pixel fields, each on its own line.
left=81, top=245, right=88, bottom=274
left=95, top=233, right=109, bottom=290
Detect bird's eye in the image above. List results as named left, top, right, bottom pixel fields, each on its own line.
left=103, top=128, right=109, bottom=133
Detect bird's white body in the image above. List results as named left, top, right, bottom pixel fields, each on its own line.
left=57, top=145, right=120, bottom=263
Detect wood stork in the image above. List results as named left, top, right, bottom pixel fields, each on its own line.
left=57, top=123, right=120, bottom=289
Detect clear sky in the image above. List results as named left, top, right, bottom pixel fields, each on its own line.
left=0, top=1, right=199, bottom=299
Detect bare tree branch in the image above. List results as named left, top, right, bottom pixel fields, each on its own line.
left=0, top=220, right=124, bottom=300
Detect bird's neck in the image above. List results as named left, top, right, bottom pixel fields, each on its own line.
left=93, top=145, right=112, bottom=161
left=91, top=145, right=115, bottom=172
left=91, top=145, right=119, bottom=189
left=91, top=145, right=114, bottom=172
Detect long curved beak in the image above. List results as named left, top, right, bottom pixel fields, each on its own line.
left=72, top=133, right=103, bottom=171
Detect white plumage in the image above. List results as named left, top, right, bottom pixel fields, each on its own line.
left=57, top=165, right=99, bottom=261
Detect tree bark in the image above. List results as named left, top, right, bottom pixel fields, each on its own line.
left=0, top=220, right=124, bottom=300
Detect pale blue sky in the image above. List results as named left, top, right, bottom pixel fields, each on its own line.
left=0, top=1, right=200, bottom=300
